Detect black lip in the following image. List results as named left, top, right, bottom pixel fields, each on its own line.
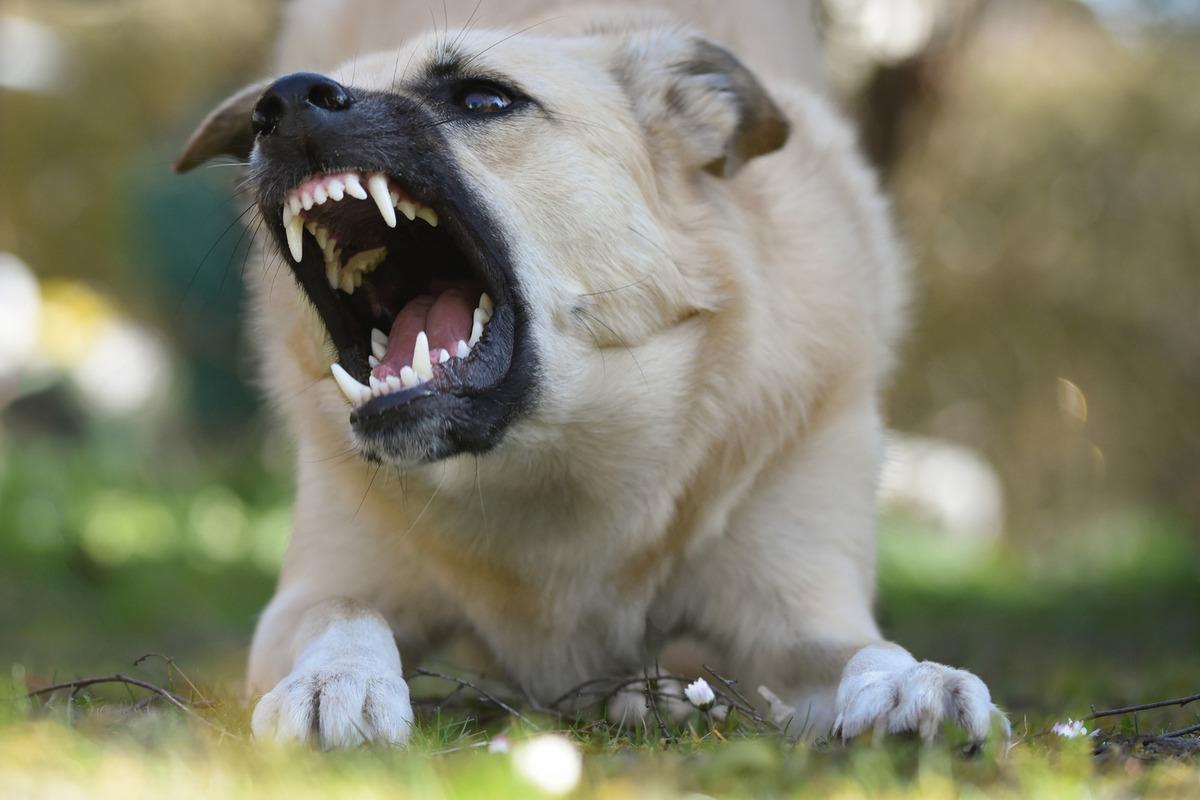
left=249, top=86, right=538, bottom=461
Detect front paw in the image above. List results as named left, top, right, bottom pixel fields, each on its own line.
left=833, top=660, right=1008, bottom=744
left=251, top=667, right=413, bottom=748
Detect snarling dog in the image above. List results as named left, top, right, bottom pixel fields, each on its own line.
left=176, top=2, right=1007, bottom=748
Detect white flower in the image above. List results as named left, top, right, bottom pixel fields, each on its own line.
left=511, top=734, right=582, bottom=796
left=1051, top=718, right=1094, bottom=738
left=685, top=677, right=716, bottom=710
left=487, top=734, right=510, bottom=753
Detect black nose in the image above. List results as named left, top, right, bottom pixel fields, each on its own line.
left=252, top=72, right=355, bottom=137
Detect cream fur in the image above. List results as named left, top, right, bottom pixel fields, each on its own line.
left=214, top=0, right=1006, bottom=746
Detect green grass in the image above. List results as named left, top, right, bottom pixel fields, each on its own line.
left=2, top=434, right=1198, bottom=797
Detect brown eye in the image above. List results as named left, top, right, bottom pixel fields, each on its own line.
left=457, top=85, right=511, bottom=113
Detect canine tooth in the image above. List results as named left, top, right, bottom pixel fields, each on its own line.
left=455, top=340, right=470, bottom=359
left=330, top=363, right=370, bottom=405
left=371, top=328, right=388, bottom=349
left=396, top=199, right=416, bottom=221
left=288, top=194, right=302, bottom=216
left=479, top=293, right=494, bottom=316
left=285, top=212, right=304, bottom=262
left=339, top=271, right=356, bottom=294
left=468, top=317, right=483, bottom=347
left=368, top=355, right=380, bottom=368
left=313, top=226, right=330, bottom=251
left=343, top=173, right=368, bottom=200
left=313, top=185, right=328, bottom=205
left=415, top=206, right=438, bottom=227
left=399, top=366, right=419, bottom=388
left=437, top=349, right=450, bottom=364
left=367, top=174, right=397, bottom=228
left=386, top=375, right=402, bottom=392
left=327, top=178, right=345, bottom=201
left=371, top=338, right=386, bottom=361
left=301, top=190, right=314, bottom=211
left=412, top=331, right=433, bottom=381
left=473, top=307, right=490, bottom=331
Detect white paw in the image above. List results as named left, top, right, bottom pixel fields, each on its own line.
left=606, top=678, right=694, bottom=728
left=833, top=656, right=1009, bottom=744
left=250, top=613, right=413, bottom=748
left=251, top=666, right=413, bottom=748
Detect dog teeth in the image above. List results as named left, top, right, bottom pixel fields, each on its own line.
left=370, top=328, right=388, bottom=360
left=456, top=339, right=470, bottom=359
left=367, top=174, right=397, bottom=228
left=399, top=366, right=419, bottom=388
left=343, top=173, right=368, bottom=199
left=282, top=171, right=443, bottom=275
left=395, top=199, right=416, bottom=222
left=368, top=355, right=379, bottom=368
left=415, top=206, right=438, bottom=227
left=344, top=246, right=386, bottom=275
left=412, top=331, right=433, bottom=381
left=479, top=292, right=494, bottom=316
left=330, top=363, right=371, bottom=406
left=283, top=205, right=304, bottom=262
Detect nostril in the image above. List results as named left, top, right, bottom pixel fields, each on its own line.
left=252, top=94, right=284, bottom=137
left=307, top=80, right=354, bottom=112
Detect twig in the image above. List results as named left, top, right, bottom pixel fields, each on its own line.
left=702, top=665, right=785, bottom=736
left=412, top=668, right=540, bottom=729
left=1087, top=693, right=1200, bottom=721
left=134, top=653, right=216, bottom=708
left=642, top=665, right=673, bottom=746
left=1161, top=722, right=1200, bottom=739
left=27, top=674, right=237, bottom=739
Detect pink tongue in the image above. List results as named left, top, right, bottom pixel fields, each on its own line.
left=373, top=289, right=475, bottom=378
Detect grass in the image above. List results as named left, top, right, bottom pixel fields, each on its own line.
left=2, top=434, right=1198, bottom=797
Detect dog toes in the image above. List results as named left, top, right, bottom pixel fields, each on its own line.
left=251, top=668, right=413, bottom=748
left=834, top=661, right=1007, bottom=744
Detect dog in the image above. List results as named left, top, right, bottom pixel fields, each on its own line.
left=175, top=0, right=1007, bottom=747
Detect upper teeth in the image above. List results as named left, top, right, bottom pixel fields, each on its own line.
left=329, top=293, right=494, bottom=408
left=280, top=171, right=439, bottom=294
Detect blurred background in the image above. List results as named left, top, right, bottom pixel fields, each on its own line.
left=1, top=0, right=1197, bottom=719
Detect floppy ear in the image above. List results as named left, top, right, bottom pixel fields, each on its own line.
left=173, top=79, right=271, bottom=173
left=618, top=33, right=789, bottom=177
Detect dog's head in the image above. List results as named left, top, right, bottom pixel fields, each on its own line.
left=177, top=25, right=788, bottom=467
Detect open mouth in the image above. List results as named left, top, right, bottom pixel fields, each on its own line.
left=274, top=169, right=514, bottom=423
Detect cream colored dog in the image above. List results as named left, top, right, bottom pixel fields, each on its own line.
left=177, top=0, right=1007, bottom=748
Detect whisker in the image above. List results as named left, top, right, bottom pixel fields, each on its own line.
left=177, top=201, right=259, bottom=313
left=459, top=17, right=562, bottom=70
left=575, top=306, right=648, bottom=391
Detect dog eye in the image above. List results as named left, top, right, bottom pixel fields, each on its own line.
left=455, top=84, right=512, bottom=114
